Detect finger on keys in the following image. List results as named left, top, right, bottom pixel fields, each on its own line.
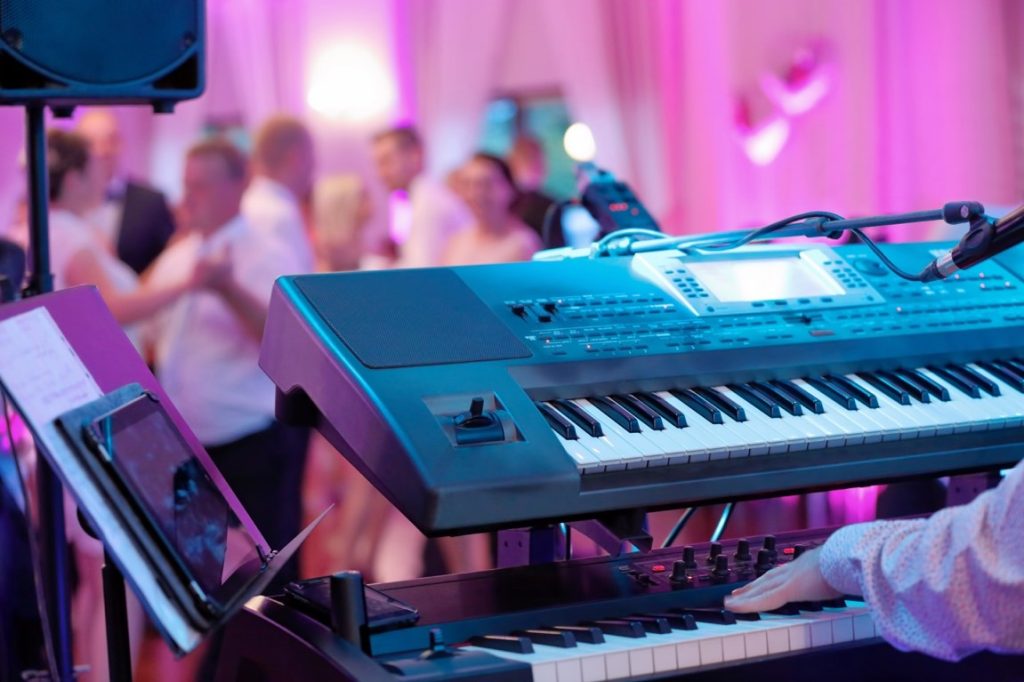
left=724, top=547, right=841, bottom=613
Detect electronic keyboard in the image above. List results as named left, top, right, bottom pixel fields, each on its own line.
left=260, top=241, right=1024, bottom=534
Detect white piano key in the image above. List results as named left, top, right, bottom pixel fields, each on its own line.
left=966, top=363, right=1024, bottom=428
left=464, top=603, right=880, bottom=681
left=580, top=400, right=665, bottom=469
left=654, top=391, right=738, bottom=460
left=714, top=386, right=793, bottom=455
left=838, top=374, right=919, bottom=440
left=792, top=379, right=875, bottom=446
left=910, top=368, right=978, bottom=434
left=568, top=399, right=646, bottom=470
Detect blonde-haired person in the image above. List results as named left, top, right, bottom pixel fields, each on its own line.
left=311, top=173, right=372, bottom=272
left=300, top=174, right=396, bottom=579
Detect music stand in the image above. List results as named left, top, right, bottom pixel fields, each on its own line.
left=0, top=287, right=324, bottom=678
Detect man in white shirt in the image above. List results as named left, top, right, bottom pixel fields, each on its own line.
left=146, top=138, right=308, bottom=583
left=241, top=115, right=316, bottom=275
left=371, top=125, right=470, bottom=268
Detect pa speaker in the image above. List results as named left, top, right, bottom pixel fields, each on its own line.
left=0, top=1, right=204, bottom=109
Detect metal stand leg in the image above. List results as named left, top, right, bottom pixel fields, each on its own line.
left=24, top=104, right=74, bottom=681
left=102, top=552, right=133, bottom=682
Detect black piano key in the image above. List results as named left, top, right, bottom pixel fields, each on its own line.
left=1008, top=358, right=1024, bottom=375
left=749, top=380, right=803, bottom=416
left=805, top=377, right=858, bottom=410
left=791, top=601, right=823, bottom=612
left=878, top=369, right=930, bottom=403
left=611, top=394, right=665, bottom=430
left=626, top=615, right=673, bottom=634
left=674, top=608, right=737, bottom=625
left=898, top=368, right=949, bottom=401
left=770, top=378, right=824, bottom=414
left=825, top=374, right=880, bottom=408
left=693, top=386, right=748, bottom=422
left=536, top=402, right=578, bottom=440
left=927, top=365, right=981, bottom=398
left=727, top=384, right=782, bottom=418
left=469, top=635, right=534, bottom=654
left=512, top=629, right=577, bottom=648
left=586, top=619, right=646, bottom=638
left=732, top=611, right=762, bottom=621
left=820, top=598, right=849, bottom=609
left=550, top=399, right=603, bottom=437
left=552, top=625, right=605, bottom=644
left=947, top=363, right=999, bottom=396
left=635, top=392, right=687, bottom=428
left=993, top=360, right=1024, bottom=389
left=644, top=612, right=698, bottom=630
left=670, top=388, right=725, bottom=424
left=996, top=359, right=1024, bottom=379
left=766, top=603, right=802, bottom=616
left=856, top=372, right=911, bottom=405
left=589, top=396, right=642, bottom=433
left=976, top=361, right=1024, bottom=393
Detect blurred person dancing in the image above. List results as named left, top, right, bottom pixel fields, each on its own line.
left=243, top=115, right=317, bottom=276
left=371, top=125, right=470, bottom=268
left=76, top=108, right=176, bottom=273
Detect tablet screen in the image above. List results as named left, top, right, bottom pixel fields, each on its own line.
left=88, top=395, right=260, bottom=599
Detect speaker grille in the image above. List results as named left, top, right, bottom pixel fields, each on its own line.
left=0, top=0, right=198, bottom=84
left=293, top=270, right=533, bottom=369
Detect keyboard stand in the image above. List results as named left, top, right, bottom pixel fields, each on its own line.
left=496, top=509, right=652, bottom=568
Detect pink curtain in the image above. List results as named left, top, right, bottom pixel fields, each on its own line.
left=407, top=0, right=514, bottom=176
left=404, top=0, right=1021, bottom=235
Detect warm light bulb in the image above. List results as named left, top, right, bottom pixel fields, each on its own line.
left=307, top=43, right=395, bottom=122
left=563, top=122, right=597, bottom=162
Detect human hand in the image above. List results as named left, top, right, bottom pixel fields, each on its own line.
left=723, top=547, right=841, bottom=613
left=191, top=249, right=232, bottom=291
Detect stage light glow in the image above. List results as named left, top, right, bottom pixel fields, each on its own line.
left=307, top=43, right=395, bottom=121
left=563, top=122, right=597, bottom=162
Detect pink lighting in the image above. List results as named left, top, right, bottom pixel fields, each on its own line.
left=306, top=43, right=396, bottom=122
left=735, top=96, right=791, bottom=166
left=761, top=44, right=834, bottom=116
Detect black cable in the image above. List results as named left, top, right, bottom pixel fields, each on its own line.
left=688, top=211, right=846, bottom=253
left=660, top=506, right=697, bottom=549
left=2, top=389, right=58, bottom=680
left=848, top=228, right=927, bottom=281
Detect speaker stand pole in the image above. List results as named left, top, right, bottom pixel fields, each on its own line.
left=23, top=104, right=75, bottom=681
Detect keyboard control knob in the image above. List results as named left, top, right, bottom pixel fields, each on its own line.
left=708, top=542, right=723, bottom=564
left=670, top=560, right=690, bottom=584
left=682, top=545, right=698, bottom=569
left=762, top=535, right=777, bottom=559
left=755, top=549, right=774, bottom=576
left=734, top=539, right=751, bottom=562
left=793, top=544, right=808, bottom=558
left=711, top=555, right=730, bottom=582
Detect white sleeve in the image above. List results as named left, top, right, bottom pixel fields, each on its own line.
left=819, top=458, right=1024, bottom=660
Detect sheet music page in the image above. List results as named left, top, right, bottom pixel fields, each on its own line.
left=0, top=307, right=103, bottom=424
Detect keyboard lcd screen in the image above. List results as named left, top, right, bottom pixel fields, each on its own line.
left=89, top=397, right=260, bottom=598
left=688, top=257, right=845, bottom=302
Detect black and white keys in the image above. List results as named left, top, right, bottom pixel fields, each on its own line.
left=463, top=600, right=877, bottom=681
left=539, top=360, right=1024, bottom=473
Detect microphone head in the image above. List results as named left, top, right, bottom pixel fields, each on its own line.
left=942, top=201, right=985, bottom=224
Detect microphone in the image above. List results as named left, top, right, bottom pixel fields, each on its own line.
left=919, top=203, right=1024, bottom=282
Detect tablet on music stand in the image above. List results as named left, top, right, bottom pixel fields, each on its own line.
left=0, top=289, right=325, bottom=655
